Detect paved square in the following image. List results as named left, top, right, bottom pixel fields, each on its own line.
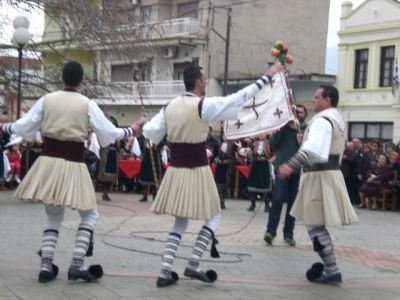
left=1, top=190, right=400, bottom=299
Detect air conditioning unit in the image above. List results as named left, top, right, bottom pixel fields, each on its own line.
left=163, top=47, right=178, bottom=59
left=132, top=0, right=141, bottom=6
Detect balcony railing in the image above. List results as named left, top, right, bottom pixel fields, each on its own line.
left=42, top=17, right=206, bottom=43
left=84, top=80, right=185, bottom=105
left=115, top=17, right=205, bottom=40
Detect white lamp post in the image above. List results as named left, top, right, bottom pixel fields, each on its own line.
left=12, top=16, right=30, bottom=119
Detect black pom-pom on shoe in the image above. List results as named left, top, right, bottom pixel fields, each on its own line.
left=205, top=270, right=218, bottom=282
left=88, top=265, right=103, bottom=278
left=184, top=268, right=217, bottom=283
left=306, top=262, right=324, bottom=281
left=68, top=264, right=103, bottom=282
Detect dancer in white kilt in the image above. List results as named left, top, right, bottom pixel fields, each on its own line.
left=0, top=61, right=144, bottom=283
left=278, top=85, right=358, bottom=284
left=143, top=63, right=284, bottom=287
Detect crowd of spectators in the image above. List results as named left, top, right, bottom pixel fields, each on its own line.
left=341, top=138, right=400, bottom=210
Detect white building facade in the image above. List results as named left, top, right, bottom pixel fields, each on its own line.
left=336, top=0, right=400, bottom=143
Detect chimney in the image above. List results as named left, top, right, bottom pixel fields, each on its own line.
left=340, top=1, right=353, bottom=30
left=341, top=1, right=353, bottom=18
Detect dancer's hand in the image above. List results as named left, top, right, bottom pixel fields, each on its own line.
left=131, top=116, right=147, bottom=136
left=278, top=163, right=293, bottom=179
left=266, top=62, right=285, bottom=78
left=296, top=132, right=303, bottom=144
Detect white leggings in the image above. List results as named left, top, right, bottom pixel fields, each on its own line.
left=44, top=204, right=99, bottom=231
left=171, top=213, right=221, bottom=236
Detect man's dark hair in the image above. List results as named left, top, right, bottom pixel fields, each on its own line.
left=320, top=85, right=339, bottom=107
left=62, top=61, right=84, bottom=87
left=371, top=138, right=381, bottom=148
left=296, top=104, right=308, bottom=117
left=183, top=65, right=203, bottom=91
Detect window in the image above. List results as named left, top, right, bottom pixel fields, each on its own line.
left=111, top=64, right=134, bottom=82
left=177, top=2, right=199, bottom=18
left=173, top=62, right=192, bottom=80
left=379, top=46, right=395, bottom=87
left=111, top=61, right=152, bottom=82
left=348, top=122, right=393, bottom=142
left=354, top=49, right=368, bottom=88
left=138, top=60, right=152, bottom=82
left=140, top=6, right=152, bottom=23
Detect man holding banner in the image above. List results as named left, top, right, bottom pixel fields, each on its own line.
left=142, top=62, right=284, bottom=287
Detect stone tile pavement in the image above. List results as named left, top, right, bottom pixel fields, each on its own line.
left=0, top=190, right=400, bottom=299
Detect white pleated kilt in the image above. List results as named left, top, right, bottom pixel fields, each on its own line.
left=151, top=165, right=221, bottom=220
left=14, top=156, right=96, bottom=210
left=290, top=170, right=358, bottom=226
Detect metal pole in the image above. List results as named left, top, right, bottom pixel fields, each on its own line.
left=16, top=45, right=23, bottom=119
left=222, top=7, right=232, bottom=96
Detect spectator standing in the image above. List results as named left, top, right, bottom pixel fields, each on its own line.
left=264, top=120, right=302, bottom=246
left=341, top=141, right=359, bottom=204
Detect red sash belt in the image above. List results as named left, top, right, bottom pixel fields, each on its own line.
left=169, top=141, right=208, bottom=168
left=41, top=137, right=85, bottom=162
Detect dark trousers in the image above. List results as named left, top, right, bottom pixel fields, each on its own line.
left=344, top=176, right=359, bottom=205
left=266, top=174, right=299, bottom=239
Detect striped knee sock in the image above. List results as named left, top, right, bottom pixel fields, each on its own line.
left=40, top=229, right=59, bottom=271
left=70, top=228, right=92, bottom=270
left=307, top=226, right=339, bottom=274
left=159, top=232, right=181, bottom=279
left=187, top=226, right=213, bottom=271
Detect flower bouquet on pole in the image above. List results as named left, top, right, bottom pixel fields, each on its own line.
left=271, top=40, right=299, bottom=129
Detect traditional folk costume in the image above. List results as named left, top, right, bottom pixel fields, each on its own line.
left=98, top=142, right=119, bottom=201
left=1, top=89, right=137, bottom=283
left=5, top=147, right=22, bottom=183
left=137, top=139, right=161, bottom=202
left=214, top=143, right=232, bottom=209
left=247, top=140, right=271, bottom=211
left=143, top=74, right=272, bottom=287
left=286, top=108, right=358, bottom=283
left=84, top=131, right=100, bottom=178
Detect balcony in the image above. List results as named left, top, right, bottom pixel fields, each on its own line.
left=85, top=80, right=185, bottom=106
left=40, top=17, right=206, bottom=47
left=115, top=17, right=206, bottom=41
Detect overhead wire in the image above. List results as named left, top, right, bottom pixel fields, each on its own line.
left=211, top=4, right=335, bottom=74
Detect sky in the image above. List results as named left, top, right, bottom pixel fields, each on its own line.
left=1, top=0, right=367, bottom=74
left=325, top=0, right=365, bottom=74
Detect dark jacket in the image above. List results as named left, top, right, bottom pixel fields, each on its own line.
left=341, top=148, right=358, bottom=178
left=269, top=125, right=301, bottom=174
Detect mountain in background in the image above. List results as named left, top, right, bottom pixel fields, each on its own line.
left=325, top=46, right=338, bottom=75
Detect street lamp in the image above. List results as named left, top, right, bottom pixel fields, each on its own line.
left=12, top=16, right=30, bottom=119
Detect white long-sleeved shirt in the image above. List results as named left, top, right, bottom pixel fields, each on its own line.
left=301, top=118, right=332, bottom=163
left=143, top=75, right=270, bottom=144
left=2, top=97, right=131, bottom=147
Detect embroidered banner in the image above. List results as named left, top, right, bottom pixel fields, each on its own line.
left=224, top=72, right=295, bottom=140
